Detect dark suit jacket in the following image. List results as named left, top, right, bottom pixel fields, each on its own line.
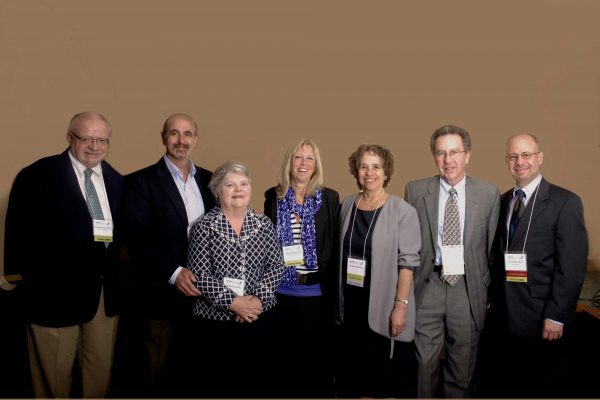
left=121, top=157, right=215, bottom=319
left=405, top=175, right=500, bottom=331
left=4, top=149, right=123, bottom=327
left=492, top=178, right=588, bottom=338
left=263, top=186, right=340, bottom=317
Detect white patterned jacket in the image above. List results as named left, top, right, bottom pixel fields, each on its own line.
left=189, top=206, right=285, bottom=321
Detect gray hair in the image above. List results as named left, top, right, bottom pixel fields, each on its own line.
left=430, top=124, right=471, bottom=154
left=209, top=160, right=251, bottom=200
left=68, top=111, right=112, bottom=136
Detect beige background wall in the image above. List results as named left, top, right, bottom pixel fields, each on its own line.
left=0, top=0, right=598, bottom=281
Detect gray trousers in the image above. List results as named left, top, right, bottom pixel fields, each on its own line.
left=414, top=276, right=480, bottom=398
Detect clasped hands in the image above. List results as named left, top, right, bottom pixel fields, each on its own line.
left=230, top=295, right=263, bottom=324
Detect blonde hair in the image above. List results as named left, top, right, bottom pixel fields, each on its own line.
left=275, top=139, right=324, bottom=199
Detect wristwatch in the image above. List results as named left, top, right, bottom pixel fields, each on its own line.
left=395, top=298, right=409, bottom=305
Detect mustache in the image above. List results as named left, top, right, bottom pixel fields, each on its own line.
left=174, top=144, right=190, bottom=150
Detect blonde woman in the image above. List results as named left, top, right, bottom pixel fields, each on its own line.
left=264, top=139, right=340, bottom=397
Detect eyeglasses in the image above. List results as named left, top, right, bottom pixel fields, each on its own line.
left=506, top=152, right=540, bottom=162
left=434, top=150, right=466, bottom=160
left=69, top=131, right=110, bottom=146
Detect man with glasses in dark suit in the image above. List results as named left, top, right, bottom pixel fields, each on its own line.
left=4, top=111, right=123, bottom=398
left=491, top=133, right=588, bottom=397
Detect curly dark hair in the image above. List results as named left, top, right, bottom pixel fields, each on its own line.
left=348, top=144, right=394, bottom=189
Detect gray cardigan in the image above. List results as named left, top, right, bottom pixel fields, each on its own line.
left=336, top=193, right=421, bottom=342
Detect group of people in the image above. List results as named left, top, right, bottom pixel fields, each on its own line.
left=3, top=111, right=588, bottom=398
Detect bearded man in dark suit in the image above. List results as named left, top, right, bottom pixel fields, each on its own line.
left=120, top=113, right=215, bottom=395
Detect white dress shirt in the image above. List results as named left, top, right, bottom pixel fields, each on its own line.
left=68, top=150, right=113, bottom=225
left=163, top=155, right=206, bottom=284
left=435, top=176, right=466, bottom=265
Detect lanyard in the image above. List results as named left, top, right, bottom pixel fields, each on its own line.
left=505, top=183, right=540, bottom=252
left=348, top=191, right=384, bottom=261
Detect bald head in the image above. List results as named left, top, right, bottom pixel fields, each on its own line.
left=68, top=111, right=112, bottom=136
left=506, top=133, right=541, bottom=153
left=161, top=113, right=198, bottom=140
left=505, top=133, right=544, bottom=188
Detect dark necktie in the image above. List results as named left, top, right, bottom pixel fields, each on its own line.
left=508, top=189, right=525, bottom=243
left=84, top=168, right=104, bottom=220
left=442, top=188, right=461, bottom=286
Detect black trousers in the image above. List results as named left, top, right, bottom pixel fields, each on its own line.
left=271, top=293, right=336, bottom=398
left=188, top=310, right=276, bottom=398
left=477, top=313, right=574, bottom=399
left=336, top=323, right=417, bottom=398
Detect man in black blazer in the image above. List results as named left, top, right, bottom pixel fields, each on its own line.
left=4, top=112, right=123, bottom=398
left=492, top=133, right=588, bottom=396
left=120, top=113, right=215, bottom=394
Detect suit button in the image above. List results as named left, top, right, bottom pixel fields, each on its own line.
left=425, top=278, right=430, bottom=283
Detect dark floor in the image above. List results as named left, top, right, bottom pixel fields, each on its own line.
left=2, top=285, right=600, bottom=398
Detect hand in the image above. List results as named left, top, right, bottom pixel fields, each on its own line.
left=389, top=303, right=407, bottom=337
left=542, top=319, right=563, bottom=341
left=229, top=295, right=263, bottom=323
left=175, top=268, right=202, bottom=297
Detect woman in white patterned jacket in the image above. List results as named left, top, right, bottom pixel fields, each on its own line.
left=187, top=160, right=284, bottom=397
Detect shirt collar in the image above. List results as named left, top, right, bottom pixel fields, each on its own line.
left=68, top=150, right=103, bottom=176
left=514, top=173, right=542, bottom=199
left=163, top=155, right=196, bottom=181
left=439, top=175, right=466, bottom=196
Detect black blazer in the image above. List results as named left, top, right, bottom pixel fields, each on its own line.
left=4, top=150, right=123, bottom=327
left=492, top=178, right=588, bottom=338
left=121, top=158, right=215, bottom=319
left=263, top=186, right=340, bottom=316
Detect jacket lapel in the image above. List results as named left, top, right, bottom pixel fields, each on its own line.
left=510, top=178, right=549, bottom=249
left=423, top=177, right=439, bottom=248
left=463, top=176, right=480, bottom=247
left=57, top=150, right=92, bottom=223
left=500, top=191, right=512, bottom=250
left=193, top=168, right=214, bottom=211
left=101, top=162, right=121, bottom=219
left=157, top=158, right=189, bottom=226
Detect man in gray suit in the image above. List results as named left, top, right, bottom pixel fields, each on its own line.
left=404, top=124, right=500, bottom=397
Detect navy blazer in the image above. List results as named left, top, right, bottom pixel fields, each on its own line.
left=4, top=149, right=123, bottom=327
left=492, top=178, right=588, bottom=337
left=121, top=158, right=215, bottom=319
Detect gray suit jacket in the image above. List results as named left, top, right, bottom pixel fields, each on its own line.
left=336, top=194, right=421, bottom=341
left=404, top=176, right=500, bottom=331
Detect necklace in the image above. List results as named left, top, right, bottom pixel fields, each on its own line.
left=358, top=189, right=385, bottom=211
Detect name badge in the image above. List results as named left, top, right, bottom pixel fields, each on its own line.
left=283, top=244, right=304, bottom=266
left=441, top=245, right=465, bottom=275
left=346, top=257, right=366, bottom=287
left=504, top=252, right=528, bottom=282
left=93, top=219, right=113, bottom=243
left=223, top=277, right=245, bottom=296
